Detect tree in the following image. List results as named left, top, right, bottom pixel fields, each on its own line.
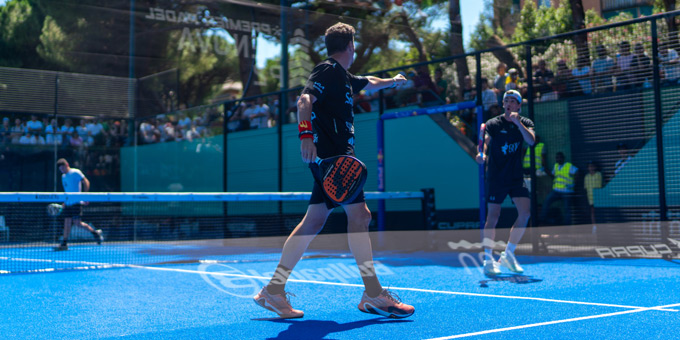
left=449, top=0, right=469, bottom=98
left=569, top=0, right=590, bottom=71
left=0, top=0, right=45, bottom=68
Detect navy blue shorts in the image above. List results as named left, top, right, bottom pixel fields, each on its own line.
left=486, top=183, right=529, bottom=204
left=62, top=204, right=83, bottom=219
left=310, top=181, right=365, bottom=209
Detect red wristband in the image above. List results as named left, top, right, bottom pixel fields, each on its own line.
left=298, top=120, right=313, bottom=140
left=298, top=120, right=312, bottom=132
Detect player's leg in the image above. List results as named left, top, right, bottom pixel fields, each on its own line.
left=499, top=196, right=530, bottom=274
left=254, top=202, right=331, bottom=318
left=483, top=203, right=502, bottom=276
left=76, top=219, right=103, bottom=245
left=71, top=205, right=103, bottom=244
left=56, top=217, right=72, bottom=251
left=344, top=201, right=414, bottom=318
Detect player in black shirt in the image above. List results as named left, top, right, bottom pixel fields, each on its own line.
left=476, top=90, right=535, bottom=276
left=254, top=22, right=414, bottom=319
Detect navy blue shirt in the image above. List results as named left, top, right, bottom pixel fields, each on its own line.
left=301, top=58, right=369, bottom=158
left=485, top=115, right=534, bottom=186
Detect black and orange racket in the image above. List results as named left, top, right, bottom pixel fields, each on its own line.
left=309, top=155, right=367, bottom=205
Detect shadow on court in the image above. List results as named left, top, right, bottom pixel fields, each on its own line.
left=478, top=274, right=543, bottom=288
left=261, top=317, right=412, bottom=340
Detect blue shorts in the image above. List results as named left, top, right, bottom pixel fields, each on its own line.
left=62, top=204, right=83, bottom=219
left=310, top=181, right=365, bottom=209
left=487, top=183, right=529, bottom=204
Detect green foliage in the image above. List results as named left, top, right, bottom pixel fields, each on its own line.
left=0, top=0, right=45, bottom=68
left=512, top=0, right=572, bottom=49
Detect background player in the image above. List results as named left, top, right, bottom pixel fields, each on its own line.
left=253, top=22, right=414, bottom=319
left=476, top=90, right=535, bottom=276
left=55, top=158, right=103, bottom=251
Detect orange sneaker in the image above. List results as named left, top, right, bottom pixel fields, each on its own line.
left=253, top=287, right=304, bottom=319
left=358, top=289, right=414, bottom=318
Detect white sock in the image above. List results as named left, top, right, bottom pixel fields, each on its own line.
left=506, top=242, right=517, bottom=255
left=484, top=248, right=494, bottom=262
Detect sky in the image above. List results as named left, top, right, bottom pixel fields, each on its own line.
left=254, top=1, right=485, bottom=68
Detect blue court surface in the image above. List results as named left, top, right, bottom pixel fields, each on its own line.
left=1, top=245, right=678, bottom=339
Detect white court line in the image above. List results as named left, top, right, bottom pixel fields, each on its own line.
left=424, top=302, right=680, bottom=340
left=128, top=265, right=678, bottom=312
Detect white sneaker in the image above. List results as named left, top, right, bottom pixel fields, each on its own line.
left=499, top=251, right=524, bottom=273
left=483, top=260, right=501, bottom=276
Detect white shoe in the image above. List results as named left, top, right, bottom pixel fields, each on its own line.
left=499, top=251, right=524, bottom=273
left=483, top=260, right=501, bottom=276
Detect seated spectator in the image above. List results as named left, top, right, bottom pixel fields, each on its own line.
left=461, top=75, right=476, bottom=102
left=591, top=44, right=615, bottom=93
left=19, top=132, right=32, bottom=145
left=84, top=131, right=95, bottom=147
left=228, top=102, right=249, bottom=132
left=0, top=117, right=10, bottom=145
left=76, top=119, right=88, bottom=137
left=461, top=75, right=476, bottom=123
left=659, top=41, right=680, bottom=83
left=139, top=119, right=158, bottom=144
left=505, top=68, right=527, bottom=97
left=185, top=123, right=201, bottom=141
left=413, top=65, right=439, bottom=104
left=614, top=143, right=632, bottom=175
left=26, top=115, right=44, bottom=135
left=572, top=55, right=592, bottom=95
left=177, top=113, right=192, bottom=130
left=160, top=120, right=175, bottom=142
left=552, top=59, right=576, bottom=98
left=533, top=59, right=555, bottom=101
left=45, top=118, right=62, bottom=145
left=70, top=131, right=84, bottom=147
left=615, top=41, right=634, bottom=90
left=494, top=62, right=508, bottom=104
left=87, top=119, right=105, bottom=145
left=248, top=97, right=271, bottom=129
left=353, top=92, right=372, bottom=113
left=10, top=118, right=24, bottom=144
left=434, top=68, right=448, bottom=103
left=106, top=121, right=121, bottom=147
left=488, top=104, right=502, bottom=118
left=631, top=42, right=652, bottom=87
left=60, top=119, right=75, bottom=145
left=479, top=78, right=496, bottom=111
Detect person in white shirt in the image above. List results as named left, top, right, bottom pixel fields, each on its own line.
left=60, top=119, right=75, bottom=145
left=18, top=133, right=32, bottom=145
left=54, top=158, right=103, bottom=251
left=45, top=119, right=62, bottom=145
left=249, top=98, right=271, bottom=129
left=26, top=115, right=44, bottom=135
left=76, top=119, right=88, bottom=137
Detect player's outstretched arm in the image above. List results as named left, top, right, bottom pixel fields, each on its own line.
left=364, top=74, right=407, bottom=91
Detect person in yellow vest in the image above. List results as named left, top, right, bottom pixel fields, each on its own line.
left=584, top=161, right=602, bottom=232
left=540, top=152, right=579, bottom=225
left=523, top=135, right=547, bottom=176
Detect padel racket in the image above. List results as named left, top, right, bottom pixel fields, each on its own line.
left=309, top=155, right=367, bottom=205
left=47, top=203, right=63, bottom=217
left=478, top=123, right=486, bottom=156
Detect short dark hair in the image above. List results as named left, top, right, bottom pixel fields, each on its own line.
left=325, top=23, right=355, bottom=55
left=56, top=158, right=68, bottom=167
